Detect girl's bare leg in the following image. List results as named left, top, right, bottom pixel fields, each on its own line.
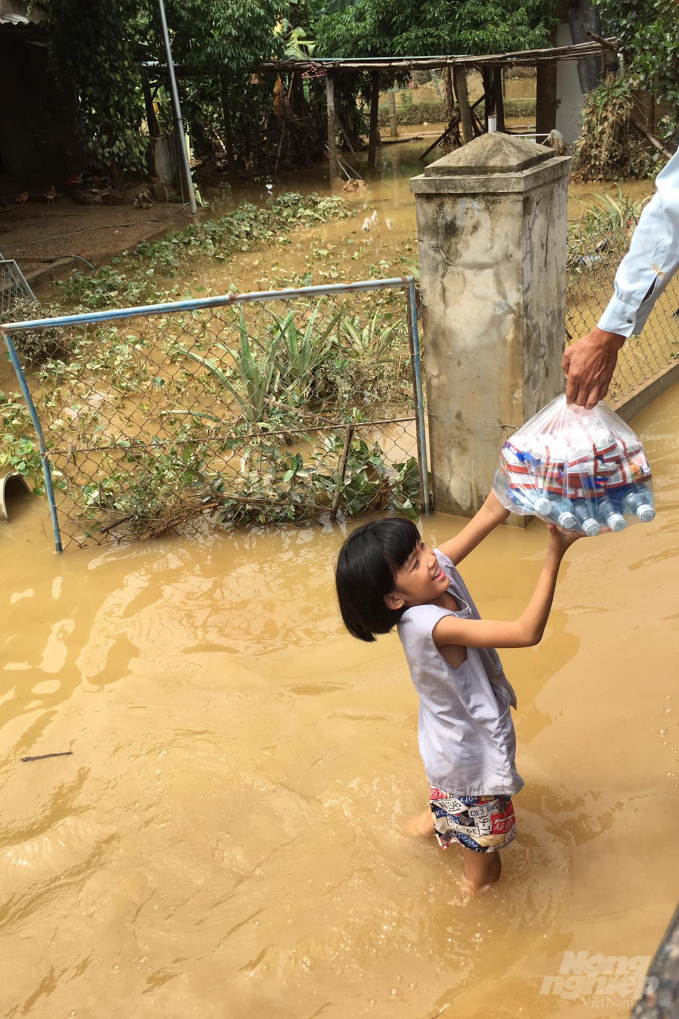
left=460, top=845, right=501, bottom=894
left=408, top=806, right=436, bottom=837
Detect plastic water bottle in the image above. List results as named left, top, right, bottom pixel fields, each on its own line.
left=551, top=497, right=577, bottom=530
left=597, top=495, right=626, bottom=532
left=507, top=487, right=550, bottom=513
left=573, top=500, right=601, bottom=536
left=622, top=485, right=656, bottom=523
left=533, top=492, right=554, bottom=517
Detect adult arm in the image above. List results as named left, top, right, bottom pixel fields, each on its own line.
left=436, top=491, right=509, bottom=568
left=563, top=148, right=679, bottom=407
left=433, top=528, right=580, bottom=650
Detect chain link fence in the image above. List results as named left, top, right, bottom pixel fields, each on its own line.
left=0, top=259, right=37, bottom=318
left=1, top=279, right=428, bottom=551
left=566, top=222, right=679, bottom=406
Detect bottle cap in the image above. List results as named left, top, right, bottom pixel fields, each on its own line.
left=583, top=519, right=600, bottom=537
left=638, top=505, right=655, bottom=522
left=560, top=512, right=577, bottom=530
left=609, top=513, right=626, bottom=531
left=534, top=496, right=552, bottom=516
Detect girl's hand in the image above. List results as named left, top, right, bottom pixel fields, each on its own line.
left=547, top=523, right=584, bottom=554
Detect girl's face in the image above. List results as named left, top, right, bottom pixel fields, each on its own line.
left=384, top=540, right=449, bottom=610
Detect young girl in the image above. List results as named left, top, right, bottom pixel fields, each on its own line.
left=335, top=492, right=581, bottom=894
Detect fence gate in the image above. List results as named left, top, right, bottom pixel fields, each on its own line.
left=1, top=278, right=429, bottom=551
left=0, top=258, right=37, bottom=317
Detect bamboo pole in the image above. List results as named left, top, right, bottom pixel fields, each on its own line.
left=141, top=68, right=160, bottom=136
left=482, top=67, right=493, bottom=131
left=453, top=65, right=473, bottom=144
left=326, top=71, right=339, bottom=181
left=389, top=90, right=398, bottom=138
left=336, top=112, right=357, bottom=155
left=492, top=67, right=505, bottom=132
left=631, top=116, right=674, bottom=160
left=368, top=69, right=381, bottom=170
left=445, top=66, right=454, bottom=123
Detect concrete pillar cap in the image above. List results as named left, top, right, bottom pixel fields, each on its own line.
left=424, top=132, right=553, bottom=177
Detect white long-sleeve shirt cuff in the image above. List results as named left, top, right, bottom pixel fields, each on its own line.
left=597, top=146, right=679, bottom=338
left=597, top=296, right=640, bottom=338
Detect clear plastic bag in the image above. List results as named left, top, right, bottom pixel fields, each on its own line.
left=492, top=395, right=655, bottom=535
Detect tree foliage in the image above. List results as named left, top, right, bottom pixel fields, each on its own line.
left=594, top=0, right=679, bottom=141
left=572, top=74, right=660, bottom=180
left=163, top=0, right=280, bottom=74
left=314, top=0, right=555, bottom=58
left=43, top=0, right=147, bottom=173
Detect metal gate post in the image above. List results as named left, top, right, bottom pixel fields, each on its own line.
left=406, top=278, right=430, bottom=514
left=3, top=333, right=63, bottom=552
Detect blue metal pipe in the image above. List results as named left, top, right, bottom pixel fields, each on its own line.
left=3, top=332, right=63, bottom=552
left=408, top=279, right=430, bottom=515
left=0, top=277, right=413, bottom=332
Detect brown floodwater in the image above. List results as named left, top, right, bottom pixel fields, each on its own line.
left=2, top=365, right=679, bottom=1017
left=168, top=141, right=656, bottom=301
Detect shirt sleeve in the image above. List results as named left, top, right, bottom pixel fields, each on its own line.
left=598, top=148, right=679, bottom=337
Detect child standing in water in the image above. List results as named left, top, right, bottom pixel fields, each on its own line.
left=335, top=493, right=581, bottom=894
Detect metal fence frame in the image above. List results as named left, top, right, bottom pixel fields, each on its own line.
left=0, top=258, right=37, bottom=317
left=0, top=277, right=429, bottom=553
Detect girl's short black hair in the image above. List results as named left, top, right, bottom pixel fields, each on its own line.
left=335, top=517, right=421, bottom=642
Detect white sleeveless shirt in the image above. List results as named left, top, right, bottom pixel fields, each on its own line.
left=397, top=548, right=524, bottom=797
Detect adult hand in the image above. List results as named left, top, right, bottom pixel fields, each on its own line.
left=562, top=327, right=626, bottom=408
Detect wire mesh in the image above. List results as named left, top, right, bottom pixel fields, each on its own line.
left=566, top=239, right=679, bottom=405
left=0, top=260, right=37, bottom=317
left=3, top=282, right=424, bottom=549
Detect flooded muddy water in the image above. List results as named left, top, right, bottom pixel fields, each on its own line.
left=177, top=143, right=656, bottom=299
left=2, top=374, right=679, bottom=1017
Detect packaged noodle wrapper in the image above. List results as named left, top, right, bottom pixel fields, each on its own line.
left=492, top=395, right=655, bottom=535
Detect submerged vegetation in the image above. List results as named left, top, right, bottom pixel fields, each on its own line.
left=57, top=193, right=352, bottom=310
left=2, top=272, right=421, bottom=543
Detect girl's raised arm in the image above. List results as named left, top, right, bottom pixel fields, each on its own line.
left=436, top=491, right=510, bottom=567
left=433, top=527, right=581, bottom=650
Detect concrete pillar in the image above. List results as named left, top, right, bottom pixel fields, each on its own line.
left=409, top=132, right=572, bottom=519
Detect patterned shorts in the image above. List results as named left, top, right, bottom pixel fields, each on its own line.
left=429, top=787, right=517, bottom=853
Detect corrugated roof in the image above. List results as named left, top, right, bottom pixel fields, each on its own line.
left=0, top=0, right=45, bottom=26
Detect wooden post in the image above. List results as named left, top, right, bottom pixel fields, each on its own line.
left=536, top=61, right=558, bottom=137
left=326, top=71, right=339, bottom=182
left=389, top=90, right=398, bottom=138
left=492, top=67, right=505, bottom=132
left=220, top=71, right=235, bottom=171
left=368, top=69, right=381, bottom=171
left=453, top=64, right=473, bottom=145
left=482, top=67, right=493, bottom=130
left=445, top=66, right=454, bottom=123
left=141, top=68, right=160, bottom=137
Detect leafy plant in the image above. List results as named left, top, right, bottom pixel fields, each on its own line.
left=43, top=0, right=147, bottom=176
left=594, top=0, right=679, bottom=144
left=567, top=189, right=648, bottom=271
left=572, top=75, right=663, bottom=182
left=269, top=302, right=341, bottom=397
left=175, top=308, right=283, bottom=423
left=340, top=310, right=400, bottom=360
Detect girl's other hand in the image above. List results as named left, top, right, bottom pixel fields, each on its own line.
left=547, top=523, right=584, bottom=554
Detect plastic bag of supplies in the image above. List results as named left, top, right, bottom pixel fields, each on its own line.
left=492, top=395, right=655, bottom=535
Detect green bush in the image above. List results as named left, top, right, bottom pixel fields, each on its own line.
left=377, top=97, right=535, bottom=128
